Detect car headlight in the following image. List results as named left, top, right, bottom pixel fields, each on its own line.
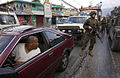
left=62, top=30, right=65, bottom=32
left=55, top=26, right=58, bottom=29
left=77, top=30, right=81, bottom=32
left=68, top=30, right=71, bottom=32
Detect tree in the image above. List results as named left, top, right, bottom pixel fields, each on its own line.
left=32, top=0, right=40, bottom=2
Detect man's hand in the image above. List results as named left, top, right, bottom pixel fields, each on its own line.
left=13, top=61, right=23, bottom=67
left=88, top=26, right=92, bottom=30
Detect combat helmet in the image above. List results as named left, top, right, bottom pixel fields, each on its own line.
left=90, top=11, right=96, bottom=16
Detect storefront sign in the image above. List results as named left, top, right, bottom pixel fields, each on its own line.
left=44, top=1, right=52, bottom=18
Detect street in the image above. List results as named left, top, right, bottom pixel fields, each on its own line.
left=0, top=0, right=120, bottom=78
left=51, top=32, right=120, bottom=78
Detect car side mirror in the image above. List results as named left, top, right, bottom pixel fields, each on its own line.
left=0, top=68, right=18, bottom=78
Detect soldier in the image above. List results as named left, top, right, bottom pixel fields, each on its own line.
left=101, top=17, right=107, bottom=35
left=80, top=11, right=99, bottom=57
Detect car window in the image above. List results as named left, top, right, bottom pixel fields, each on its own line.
left=2, top=32, right=48, bottom=68
left=44, top=31, right=65, bottom=47
left=80, top=10, right=97, bottom=16
left=67, top=17, right=86, bottom=23
left=0, top=35, right=14, bottom=54
left=0, top=14, right=16, bottom=25
left=5, top=35, right=41, bottom=68
left=33, top=32, right=49, bottom=52
left=58, top=18, right=67, bottom=24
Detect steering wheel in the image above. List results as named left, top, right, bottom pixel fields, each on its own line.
left=3, top=56, right=15, bottom=68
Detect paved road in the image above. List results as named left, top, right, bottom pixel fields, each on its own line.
left=75, top=33, right=116, bottom=78
left=51, top=33, right=118, bottom=78
left=111, top=52, right=120, bottom=78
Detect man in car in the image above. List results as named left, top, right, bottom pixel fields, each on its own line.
left=13, top=36, right=41, bottom=66
left=80, top=11, right=99, bottom=57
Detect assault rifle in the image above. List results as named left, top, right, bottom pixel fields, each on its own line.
left=86, top=21, right=103, bottom=43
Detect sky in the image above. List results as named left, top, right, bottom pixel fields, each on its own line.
left=0, top=0, right=120, bottom=9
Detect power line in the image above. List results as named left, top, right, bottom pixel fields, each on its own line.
left=60, top=0, right=78, bottom=10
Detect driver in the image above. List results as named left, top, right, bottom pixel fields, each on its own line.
left=13, top=36, right=41, bottom=66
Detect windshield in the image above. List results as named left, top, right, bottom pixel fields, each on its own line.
left=67, top=17, right=86, bottom=23
left=58, top=18, right=67, bottom=24
left=0, top=15, right=16, bottom=25
left=80, top=10, right=97, bottom=16
left=0, top=35, right=14, bottom=54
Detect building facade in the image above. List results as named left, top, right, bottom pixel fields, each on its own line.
left=79, top=6, right=102, bottom=18
left=0, top=0, right=44, bottom=27
left=51, top=4, right=79, bottom=25
left=63, top=8, right=78, bottom=16
left=51, top=4, right=64, bottom=25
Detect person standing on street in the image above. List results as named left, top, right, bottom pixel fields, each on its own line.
left=80, top=11, right=100, bottom=57
left=101, top=17, right=107, bottom=36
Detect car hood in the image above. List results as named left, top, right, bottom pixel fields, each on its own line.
left=57, top=23, right=84, bottom=29
left=0, top=24, right=20, bottom=29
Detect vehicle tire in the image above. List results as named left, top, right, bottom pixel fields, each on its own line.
left=111, top=37, right=120, bottom=51
left=57, top=52, right=69, bottom=72
left=108, top=34, right=111, bottom=41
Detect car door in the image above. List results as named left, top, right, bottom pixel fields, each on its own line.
left=15, top=32, right=59, bottom=78
left=43, top=30, right=66, bottom=71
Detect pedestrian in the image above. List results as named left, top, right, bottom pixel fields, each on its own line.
left=101, top=17, right=107, bottom=36
left=80, top=11, right=99, bottom=57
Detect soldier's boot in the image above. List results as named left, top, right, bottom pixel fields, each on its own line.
left=80, top=50, right=84, bottom=56
left=89, top=50, right=93, bottom=57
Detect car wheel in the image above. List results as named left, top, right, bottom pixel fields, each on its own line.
left=111, top=37, right=120, bottom=51
left=57, top=52, right=69, bottom=72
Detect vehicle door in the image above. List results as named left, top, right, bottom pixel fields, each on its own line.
left=12, top=32, right=55, bottom=78
left=43, top=30, right=66, bottom=72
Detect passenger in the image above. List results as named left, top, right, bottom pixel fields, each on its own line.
left=13, top=36, right=41, bottom=66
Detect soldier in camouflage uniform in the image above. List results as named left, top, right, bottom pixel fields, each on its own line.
left=101, top=17, right=107, bottom=35
left=80, top=11, right=99, bottom=57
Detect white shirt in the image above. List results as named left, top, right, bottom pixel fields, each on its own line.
left=13, top=43, right=41, bottom=62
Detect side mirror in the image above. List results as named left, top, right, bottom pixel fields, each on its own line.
left=0, top=68, right=18, bottom=78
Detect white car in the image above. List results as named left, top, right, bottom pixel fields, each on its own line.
left=0, top=8, right=19, bottom=29
left=56, top=16, right=87, bottom=40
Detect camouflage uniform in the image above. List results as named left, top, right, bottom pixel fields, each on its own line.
left=101, top=17, right=107, bottom=34
left=80, top=12, right=99, bottom=56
